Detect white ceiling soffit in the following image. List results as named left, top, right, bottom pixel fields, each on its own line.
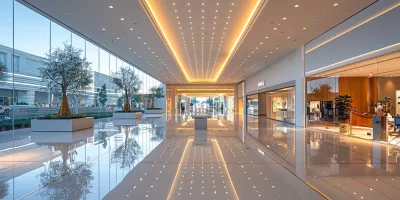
left=18, top=0, right=376, bottom=84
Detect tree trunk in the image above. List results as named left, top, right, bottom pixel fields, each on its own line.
left=58, top=87, right=71, bottom=116
left=151, top=99, right=155, bottom=108
left=123, top=95, right=130, bottom=111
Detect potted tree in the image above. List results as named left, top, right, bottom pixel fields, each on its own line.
left=335, top=94, right=352, bottom=134
left=112, top=66, right=142, bottom=119
left=31, top=43, right=94, bottom=132
left=145, top=86, right=164, bottom=114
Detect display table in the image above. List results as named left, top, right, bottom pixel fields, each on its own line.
left=192, top=115, right=211, bottom=130
left=192, top=115, right=211, bottom=145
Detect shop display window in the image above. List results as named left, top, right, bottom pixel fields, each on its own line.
left=305, top=50, right=400, bottom=146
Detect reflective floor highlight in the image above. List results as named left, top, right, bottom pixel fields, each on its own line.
left=2, top=114, right=399, bottom=199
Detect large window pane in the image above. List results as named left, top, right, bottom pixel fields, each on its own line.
left=14, top=2, right=50, bottom=58
left=72, top=33, right=85, bottom=58
left=51, top=21, right=71, bottom=50
left=86, top=41, right=99, bottom=72
left=110, top=54, right=116, bottom=74
left=99, top=49, right=109, bottom=75
left=0, top=0, right=13, bottom=49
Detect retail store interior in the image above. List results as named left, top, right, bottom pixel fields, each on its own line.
left=306, top=50, right=400, bottom=146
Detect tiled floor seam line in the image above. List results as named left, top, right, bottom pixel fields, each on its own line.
left=307, top=126, right=400, bottom=149
left=321, top=138, right=400, bottom=166
left=350, top=176, right=397, bottom=199
left=243, top=134, right=331, bottom=200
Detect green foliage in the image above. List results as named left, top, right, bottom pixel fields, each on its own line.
left=117, top=97, right=123, bottom=108
left=148, top=86, right=164, bottom=108
left=97, top=84, right=108, bottom=106
left=39, top=42, right=92, bottom=115
left=335, top=94, right=352, bottom=123
left=112, top=67, right=142, bottom=100
left=132, top=93, right=142, bottom=103
left=37, top=114, right=86, bottom=119
left=115, top=110, right=142, bottom=113
left=148, top=86, right=165, bottom=100
left=0, top=113, right=112, bottom=132
left=206, top=97, right=213, bottom=106
left=0, top=62, right=6, bottom=81
left=40, top=42, right=92, bottom=94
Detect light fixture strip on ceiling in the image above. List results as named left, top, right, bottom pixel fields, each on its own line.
left=141, top=0, right=265, bottom=83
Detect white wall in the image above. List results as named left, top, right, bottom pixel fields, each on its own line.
left=305, top=0, right=400, bottom=75
left=245, top=47, right=305, bottom=126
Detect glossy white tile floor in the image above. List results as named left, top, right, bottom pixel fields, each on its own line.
left=105, top=114, right=323, bottom=200
left=2, top=113, right=399, bottom=199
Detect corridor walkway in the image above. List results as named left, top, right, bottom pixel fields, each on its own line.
left=1, top=114, right=399, bottom=199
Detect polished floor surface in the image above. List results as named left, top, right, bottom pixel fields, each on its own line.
left=1, top=114, right=399, bottom=199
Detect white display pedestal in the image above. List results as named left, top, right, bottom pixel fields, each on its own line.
left=193, top=115, right=210, bottom=129
left=192, top=115, right=211, bottom=145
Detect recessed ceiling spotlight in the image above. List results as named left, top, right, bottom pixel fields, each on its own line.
left=229, top=10, right=232, bottom=12
left=202, top=3, right=204, bottom=5
left=116, top=37, right=120, bottom=39
left=187, top=3, right=190, bottom=5
left=109, top=6, right=113, bottom=8
left=173, top=3, right=175, bottom=6
left=120, top=18, right=124, bottom=20
left=333, top=3, right=339, bottom=6
left=283, top=17, right=287, bottom=20
left=129, top=48, right=131, bottom=49
left=130, top=28, right=133, bottom=30
left=287, top=36, right=291, bottom=39
left=303, top=27, right=307, bottom=30
left=102, top=28, right=106, bottom=31
left=216, top=10, right=218, bottom=12
left=144, top=42, right=146, bottom=44
left=260, top=42, right=263, bottom=44
left=176, top=16, right=179, bottom=18
left=294, top=5, right=299, bottom=8
left=265, top=36, right=269, bottom=39
left=231, top=3, right=234, bottom=5
left=273, top=28, right=277, bottom=30
left=202, top=16, right=204, bottom=18
left=175, top=10, right=177, bottom=12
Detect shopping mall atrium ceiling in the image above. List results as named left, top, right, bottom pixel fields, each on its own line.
left=18, top=0, right=376, bottom=84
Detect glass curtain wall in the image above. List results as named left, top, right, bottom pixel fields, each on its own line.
left=0, top=1, right=164, bottom=131
left=305, top=50, right=400, bottom=146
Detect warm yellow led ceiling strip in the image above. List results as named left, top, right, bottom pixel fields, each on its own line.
left=212, top=0, right=263, bottom=82
left=141, top=0, right=191, bottom=82
left=141, top=0, right=264, bottom=83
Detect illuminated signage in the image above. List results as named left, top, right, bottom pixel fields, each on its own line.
left=257, top=81, right=265, bottom=87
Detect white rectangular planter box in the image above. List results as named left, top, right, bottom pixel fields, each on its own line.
left=113, top=112, right=142, bottom=119
left=31, top=117, right=94, bottom=132
left=144, top=109, right=162, bottom=114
